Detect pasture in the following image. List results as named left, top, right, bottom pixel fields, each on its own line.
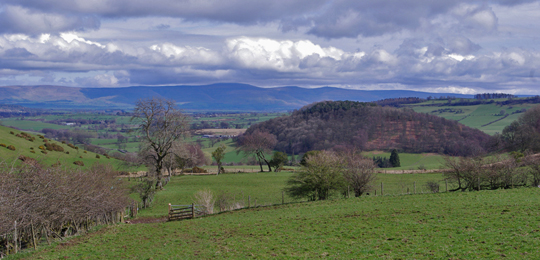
left=19, top=185, right=540, bottom=259
left=408, top=102, right=538, bottom=135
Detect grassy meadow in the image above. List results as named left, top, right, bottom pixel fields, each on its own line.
left=17, top=186, right=540, bottom=259
left=131, top=171, right=447, bottom=218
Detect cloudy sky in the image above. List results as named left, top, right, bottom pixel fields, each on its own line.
left=0, top=0, right=539, bottom=94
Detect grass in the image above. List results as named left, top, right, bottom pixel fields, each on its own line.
left=131, top=171, right=446, bottom=219
left=0, top=125, right=137, bottom=171
left=20, top=187, right=540, bottom=259
left=408, top=102, right=538, bottom=135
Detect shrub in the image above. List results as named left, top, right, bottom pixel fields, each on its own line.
left=79, top=156, right=83, bottom=158
left=9, top=131, right=14, bottom=135
left=84, top=151, right=88, bottom=153
left=96, top=155, right=100, bottom=159
left=45, top=142, right=64, bottom=152
left=18, top=155, right=39, bottom=166
left=62, top=141, right=66, bottom=144
left=38, top=145, right=45, bottom=150
left=65, top=151, right=69, bottom=154
left=0, top=144, right=6, bottom=147
left=426, top=181, right=440, bottom=193
left=41, top=151, right=48, bottom=154
left=7, top=145, right=15, bottom=151
left=73, top=161, right=84, bottom=166
left=30, top=151, right=36, bottom=154
left=194, top=189, right=215, bottom=215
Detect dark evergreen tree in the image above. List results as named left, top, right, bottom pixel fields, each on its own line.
left=389, top=149, right=401, bottom=167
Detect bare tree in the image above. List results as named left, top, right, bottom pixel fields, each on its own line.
left=131, top=97, right=189, bottom=189
left=237, top=130, right=277, bottom=172
left=341, top=150, right=376, bottom=197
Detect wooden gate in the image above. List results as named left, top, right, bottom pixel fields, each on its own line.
left=168, top=203, right=201, bottom=221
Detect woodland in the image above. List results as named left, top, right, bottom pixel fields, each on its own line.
left=247, top=101, right=493, bottom=157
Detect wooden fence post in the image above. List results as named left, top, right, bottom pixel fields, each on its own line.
left=192, top=203, right=195, bottom=219
left=14, top=220, right=17, bottom=254
left=168, top=203, right=172, bottom=221
left=381, top=182, right=384, bottom=196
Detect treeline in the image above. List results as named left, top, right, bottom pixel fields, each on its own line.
left=0, top=163, right=130, bottom=256
left=375, top=97, right=425, bottom=107
left=444, top=153, right=540, bottom=191
left=246, top=101, right=492, bottom=157
left=474, top=93, right=516, bottom=100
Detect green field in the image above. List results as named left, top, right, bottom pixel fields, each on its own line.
left=19, top=184, right=540, bottom=259
left=408, top=102, right=538, bottom=135
left=131, top=171, right=446, bottom=219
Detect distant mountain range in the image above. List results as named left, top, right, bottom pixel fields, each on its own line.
left=0, top=83, right=477, bottom=111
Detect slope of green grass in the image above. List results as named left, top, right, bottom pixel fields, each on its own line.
left=0, top=125, right=134, bottom=171
left=21, top=187, right=540, bottom=259
left=409, top=102, right=538, bottom=135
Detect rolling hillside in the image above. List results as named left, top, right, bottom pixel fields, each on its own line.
left=247, top=101, right=493, bottom=156
left=0, top=125, right=128, bottom=170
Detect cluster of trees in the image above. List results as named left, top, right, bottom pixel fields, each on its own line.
left=500, top=105, right=540, bottom=152
left=41, top=128, right=96, bottom=144
left=286, top=150, right=376, bottom=200
left=443, top=153, right=540, bottom=191
left=474, top=93, right=516, bottom=100
left=0, top=163, right=130, bottom=256
left=372, top=150, right=401, bottom=168
left=246, top=101, right=492, bottom=157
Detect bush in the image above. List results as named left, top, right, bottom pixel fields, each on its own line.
left=96, top=154, right=101, bottom=159
left=79, top=156, right=83, bottom=158
left=30, top=147, right=34, bottom=150
left=73, top=161, right=84, bottom=166
left=194, top=189, right=215, bottom=215
left=7, top=145, right=15, bottom=151
left=84, top=150, right=88, bottom=153
left=41, top=151, right=47, bottom=154
left=38, top=145, right=45, bottom=150
left=426, top=181, right=439, bottom=193
left=45, top=142, right=64, bottom=152
left=9, top=131, right=14, bottom=135
left=18, top=155, right=38, bottom=166
left=30, top=151, right=35, bottom=153
left=0, top=144, right=6, bottom=147
left=65, top=151, right=69, bottom=154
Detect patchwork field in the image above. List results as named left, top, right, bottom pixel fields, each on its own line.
left=408, top=102, right=538, bottom=135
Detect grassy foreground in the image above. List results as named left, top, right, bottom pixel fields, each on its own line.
left=20, top=188, right=540, bottom=259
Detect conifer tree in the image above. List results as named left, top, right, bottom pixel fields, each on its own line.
left=389, top=149, right=401, bottom=167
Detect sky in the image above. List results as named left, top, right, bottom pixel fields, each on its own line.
left=0, top=0, right=539, bottom=94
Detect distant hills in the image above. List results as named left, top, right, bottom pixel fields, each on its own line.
left=0, top=83, right=476, bottom=111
